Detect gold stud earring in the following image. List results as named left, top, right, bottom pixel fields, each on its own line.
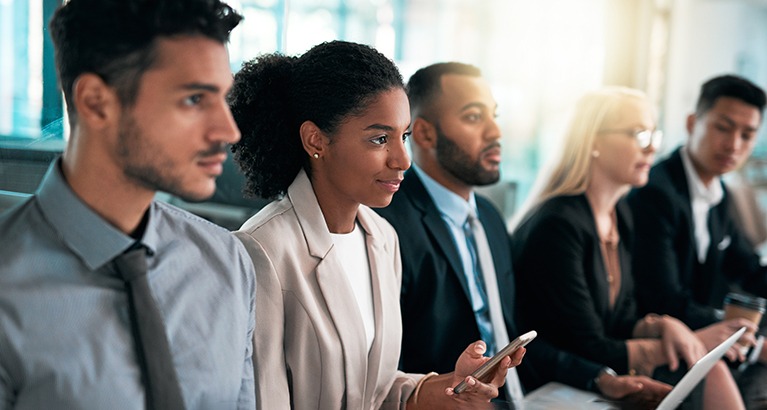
left=313, top=153, right=319, bottom=159
left=591, top=150, right=600, bottom=158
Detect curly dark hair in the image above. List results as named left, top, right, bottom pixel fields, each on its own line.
left=49, top=0, right=242, bottom=125
left=229, top=40, right=405, bottom=200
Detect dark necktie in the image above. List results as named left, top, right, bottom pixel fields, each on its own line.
left=465, top=211, right=524, bottom=402
left=462, top=218, right=493, bottom=352
left=114, top=244, right=185, bottom=410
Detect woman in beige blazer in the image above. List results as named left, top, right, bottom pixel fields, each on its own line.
left=228, top=41, right=525, bottom=410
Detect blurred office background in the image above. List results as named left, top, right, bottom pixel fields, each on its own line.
left=2, top=0, right=767, bottom=234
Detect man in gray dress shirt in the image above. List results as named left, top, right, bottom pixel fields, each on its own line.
left=0, top=0, right=256, bottom=408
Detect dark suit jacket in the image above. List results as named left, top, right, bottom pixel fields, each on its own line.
left=512, top=194, right=638, bottom=374
left=627, top=148, right=767, bottom=330
left=375, top=169, right=602, bottom=392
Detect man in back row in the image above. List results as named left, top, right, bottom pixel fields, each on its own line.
left=376, top=62, right=671, bottom=406
left=0, top=0, right=256, bottom=408
left=629, top=74, right=767, bottom=406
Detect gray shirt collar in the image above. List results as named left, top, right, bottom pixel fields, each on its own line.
left=36, top=160, right=142, bottom=270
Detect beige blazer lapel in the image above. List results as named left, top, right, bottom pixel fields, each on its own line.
left=357, top=210, right=385, bottom=406
left=289, top=170, right=370, bottom=408
left=357, top=208, right=405, bottom=407
left=315, top=251, right=369, bottom=408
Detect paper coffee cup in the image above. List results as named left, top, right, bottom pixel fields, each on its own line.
left=724, top=292, right=766, bottom=341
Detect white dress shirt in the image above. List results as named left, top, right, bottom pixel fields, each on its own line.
left=331, top=223, right=375, bottom=352
left=681, top=146, right=724, bottom=263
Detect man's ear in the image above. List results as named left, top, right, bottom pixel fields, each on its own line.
left=72, top=73, right=120, bottom=129
left=411, top=116, right=437, bottom=149
left=686, top=113, right=697, bottom=136
left=299, top=120, right=328, bottom=159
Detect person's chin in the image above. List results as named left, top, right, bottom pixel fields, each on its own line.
left=712, top=157, right=739, bottom=175
left=174, top=182, right=216, bottom=203
left=476, top=171, right=501, bottom=186
left=632, top=177, right=649, bottom=188
left=715, top=165, right=736, bottom=176
left=366, top=195, right=394, bottom=209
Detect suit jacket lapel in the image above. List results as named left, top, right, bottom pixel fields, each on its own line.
left=667, top=149, right=698, bottom=263
left=356, top=210, right=387, bottom=405
left=576, top=195, right=611, bottom=318
left=707, top=197, right=725, bottom=258
left=402, top=169, right=472, bottom=301
left=478, top=206, right=504, bottom=278
left=703, top=186, right=728, bottom=304
left=613, top=200, right=634, bottom=323
left=706, top=182, right=729, bottom=258
left=476, top=202, right=517, bottom=336
left=289, top=170, right=368, bottom=408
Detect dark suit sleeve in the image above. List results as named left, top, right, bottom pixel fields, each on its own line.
left=514, top=210, right=631, bottom=374
left=628, top=184, right=718, bottom=329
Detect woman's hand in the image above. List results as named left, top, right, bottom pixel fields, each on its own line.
left=657, top=315, right=707, bottom=371
left=406, top=341, right=525, bottom=410
left=695, top=319, right=757, bottom=362
left=596, top=374, right=672, bottom=409
left=447, top=340, right=525, bottom=405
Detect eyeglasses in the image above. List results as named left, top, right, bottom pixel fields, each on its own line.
left=599, top=128, right=663, bottom=150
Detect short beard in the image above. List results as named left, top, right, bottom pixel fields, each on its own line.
left=434, top=124, right=500, bottom=187
left=116, top=113, right=224, bottom=202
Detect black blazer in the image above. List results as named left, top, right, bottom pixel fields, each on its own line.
left=627, top=148, right=767, bottom=330
left=375, top=169, right=602, bottom=392
left=512, top=194, right=638, bottom=374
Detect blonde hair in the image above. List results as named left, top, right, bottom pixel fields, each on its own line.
left=510, top=86, right=650, bottom=230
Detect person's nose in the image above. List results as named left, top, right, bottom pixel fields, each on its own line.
left=209, top=99, right=241, bottom=145
left=387, top=135, right=411, bottom=171
left=721, top=130, right=741, bottom=153
left=485, top=117, right=502, bottom=142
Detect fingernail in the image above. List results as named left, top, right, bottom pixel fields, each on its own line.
left=468, top=377, right=476, bottom=386
left=475, top=344, right=485, bottom=354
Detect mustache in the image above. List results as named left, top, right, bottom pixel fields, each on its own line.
left=198, top=143, right=230, bottom=157
left=481, top=142, right=501, bottom=153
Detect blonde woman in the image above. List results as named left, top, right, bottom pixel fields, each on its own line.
left=511, top=87, right=744, bottom=409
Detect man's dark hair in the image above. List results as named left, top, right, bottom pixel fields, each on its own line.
left=695, top=74, right=766, bottom=117
left=49, top=0, right=243, bottom=124
left=406, top=62, right=481, bottom=118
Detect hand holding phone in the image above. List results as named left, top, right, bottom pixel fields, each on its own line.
left=453, top=330, right=537, bottom=394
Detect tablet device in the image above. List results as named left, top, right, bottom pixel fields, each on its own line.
left=655, top=326, right=746, bottom=410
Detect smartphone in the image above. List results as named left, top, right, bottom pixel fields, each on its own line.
left=453, top=330, right=537, bottom=394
